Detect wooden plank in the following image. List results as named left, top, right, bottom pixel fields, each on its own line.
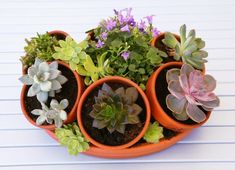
left=1, top=143, right=235, bottom=166
left=0, top=126, right=235, bottom=148
left=1, top=163, right=235, bottom=170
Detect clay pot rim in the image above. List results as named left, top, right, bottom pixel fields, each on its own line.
left=20, top=60, right=83, bottom=130
left=150, top=61, right=211, bottom=129
left=77, top=76, right=151, bottom=150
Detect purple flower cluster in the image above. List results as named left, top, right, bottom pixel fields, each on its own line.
left=96, top=8, right=159, bottom=49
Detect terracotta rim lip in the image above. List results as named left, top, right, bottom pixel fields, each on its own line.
left=48, top=30, right=69, bottom=37
left=151, top=32, right=180, bottom=47
left=150, top=61, right=211, bottom=129
left=20, top=60, right=83, bottom=130
left=77, top=76, right=151, bottom=150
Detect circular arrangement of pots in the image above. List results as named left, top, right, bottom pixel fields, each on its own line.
left=20, top=30, right=214, bottom=158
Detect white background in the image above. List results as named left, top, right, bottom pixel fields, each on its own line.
left=0, top=0, right=235, bottom=169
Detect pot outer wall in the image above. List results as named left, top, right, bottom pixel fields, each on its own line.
left=77, top=76, right=151, bottom=150
left=20, top=60, right=84, bottom=130
left=146, top=61, right=211, bottom=132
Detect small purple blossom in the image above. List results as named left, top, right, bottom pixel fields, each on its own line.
left=138, top=20, right=146, bottom=31
left=101, top=32, right=108, bottom=40
left=120, top=25, right=130, bottom=32
left=121, top=51, right=130, bottom=61
left=145, top=15, right=154, bottom=24
left=114, top=8, right=136, bottom=26
left=152, top=27, right=159, bottom=37
left=106, top=19, right=117, bottom=31
left=96, top=39, right=104, bottom=48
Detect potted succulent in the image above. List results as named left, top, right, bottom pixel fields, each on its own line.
left=77, top=76, right=151, bottom=150
left=20, top=30, right=68, bottom=73
left=18, top=8, right=221, bottom=158
left=151, top=24, right=208, bottom=70
left=19, top=58, right=84, bottom=130
left=146, top=62, right=220, bottom=132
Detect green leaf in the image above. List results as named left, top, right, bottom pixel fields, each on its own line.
left=111, top=39, right=123, bottom=48
left=143, top=122, right=164, bottom=143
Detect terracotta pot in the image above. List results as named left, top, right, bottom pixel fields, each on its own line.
left=20, top=60, right=84, bottom=130
left=22, top=30, right=69, bottom=75
left=77, top=76, right=151, bottom=150
left=45, top=129, right=191, bottom=158
left=151, top=32, right=205, bottom=73
left=146, top=62, right=211, bottom=132
left=151, top=32, right=180, bottom=51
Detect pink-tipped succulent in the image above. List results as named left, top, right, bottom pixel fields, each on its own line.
left=166, top=63, right=220, bottom=123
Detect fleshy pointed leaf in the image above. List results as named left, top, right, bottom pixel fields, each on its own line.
left=166, top=68, right=180, bottom=83
left=186, top=103, right=206, bottom=123
left=166, top=94, right=187, bottom=114
left=19, top=75, right=33, bottom=85
left=168, top=80, right=185, bottom=99
left=36, top=91, right=48, bottom=103
left=39, top=62, right=50, bottom=72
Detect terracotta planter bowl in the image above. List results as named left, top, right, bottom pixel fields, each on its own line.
left=146, top=62, right=211, bottom=132
left=77, top=76, right=151, bottom=150
left=20, top=61, right=84, bottom=130
left=45, top=129, right=191, bottom=159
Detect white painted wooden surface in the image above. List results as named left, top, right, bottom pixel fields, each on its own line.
left=0, top=0, right=235, bottom=169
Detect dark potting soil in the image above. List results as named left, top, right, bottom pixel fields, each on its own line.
left=81, top=82, right=146, bottom=146
left=50, top=33, right=67, bottom=41
left=155, top=65, right=207, bottom=125
left=154, top=35, right=178, bottom=63
left=24, top=64, right=78, bottom=124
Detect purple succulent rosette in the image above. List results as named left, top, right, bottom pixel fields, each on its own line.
left=166, top=64, right=220, bottom=123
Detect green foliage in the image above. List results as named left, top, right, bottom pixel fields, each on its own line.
left=143, top=122, right=164, bottom=143
left=52, top=36, right=88, bottom=70
left=55, top=123, right=90, bottom=156
left=90, top=83, right=142, bottom=134
left=53, top=36, right=112, bottom=85
left=76, top=52, right=113, bottom=85
left=20, top=32, right=59, bottom=69
left=85, top=12, right=167, bottom=90
left=162, top=24, right=208, bottom=69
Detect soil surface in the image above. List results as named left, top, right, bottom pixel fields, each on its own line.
left=50, top=33, right=66, bottom=41
left=155, top=65, right=207, bottom=125
left=154, top=34, right=178, bottom=63
left=81, top=82, right=146, bottom=146
left=24, top=64, right=78, bottom=124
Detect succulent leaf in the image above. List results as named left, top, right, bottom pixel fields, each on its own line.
left=31, top=99, right=69, bottom=128
left=55, top=123, right=89, bottom=155
left=89, top=83, right=142, bottom=134
left=20, top=32, right=59, bottom=69
left=19, top=58, right=68, bottom=103
left=143, top=122, right=164, bottom=143
left=162, top=24, right=208, bottom=69
left=166, top=63, right=220, bottom=123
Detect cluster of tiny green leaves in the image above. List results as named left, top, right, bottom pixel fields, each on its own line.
left=20, top=32, right=59, bottom=69
left=55, top=123, right=90, bottom=155
left=143, top=122, right=164, bottom=143
left=52, top=36, right=112, bottom=85
left=86, top=27, right=167, bottom=90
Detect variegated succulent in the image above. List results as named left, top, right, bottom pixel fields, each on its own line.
left=166, top=64, right=220, bottom=123
left=31, top=99, right=69, bottom=128
left=89, top=83, right=142, bottom=134
left=162, top=24, right=208, bottom=70
left=19, top=58, right=68, bottom=103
